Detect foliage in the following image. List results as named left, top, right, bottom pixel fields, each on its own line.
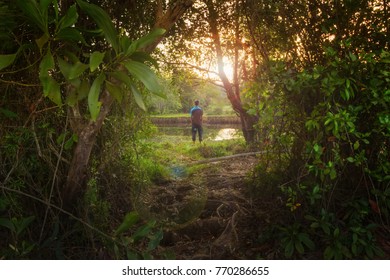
left=246, top=0, right=389, bottom=259
left=0, top=0, right=166, bottom=259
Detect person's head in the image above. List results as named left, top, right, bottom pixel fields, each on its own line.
left=194, top=100, right=199, bottom=106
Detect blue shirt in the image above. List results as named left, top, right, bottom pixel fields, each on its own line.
left=190, top=105, right=202, bottom=116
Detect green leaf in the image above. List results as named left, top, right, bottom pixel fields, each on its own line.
left=298, top=233, right=315, bottom=250
left=58, top=4, right=78, bottom=30
left=130, top=52, right=159, bottom=69
left=0, top=108, right=18, bottom=119
left=122, top=60, right=160, bottom=93
left=0, top=218, right=15, bottom=232
left=36, top=33, right=50, bottom=51
left=285, top=240, right=294, bottom=257
left=105, top=81, right=123, bottom=103
left=147, top=229, right=163, bottom=251
left=90, top=51, right=105, bottom=72
left=58, top=58, right=88, bottom=83
left=0, top=53, right=17, bottom=71
left=88, top=73, right=105, bottom=121
left=39, top=51, right=55, bottom=74
left=15, top=216, right=35, bottom=236
left=16, top=0, right=47, bottom=33
left=129, top=28, right=166, bottom=53
left=55, top=27, right=86, bottom=44
left=39, top=51, right=62, bottom=105
left=115, top=212, right=139, bottom=236
left=130, top=84, right=146, bottom=111
left=58, top=57, right=72, bottom=80
left=126, top=250, right=140, bottom=260
left=353, top=141, right=360, bottom=150
left=346, top=157, right=355, bottom=163
left=324, top=246, right=334, bottom=259
left=77, top=80, right=90, bottom=101
left=76, top=0, right=119, bottom=53
left=295, top=240, right=305, bottom=254
left=109, top=71, right=133, bottom=88
left=132, top=220, right=156, bottom=243
left=330, top=169, right=337, bottom=180
left=66, top=79, right=89, bottom=106
left=69, top=61, right=89, bottom=80
left=41, top=76, right=62, bottom=105
left=40, top=0, right=52, bottom=11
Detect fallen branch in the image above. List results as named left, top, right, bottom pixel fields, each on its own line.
left=186, top=151, right=266, bottom=166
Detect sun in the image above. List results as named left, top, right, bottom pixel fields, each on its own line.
left=216, top=57, right=234, bottom=81
left=223, top=61, right=234, bottom=81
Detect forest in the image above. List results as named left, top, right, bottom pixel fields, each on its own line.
left=0, top=0, right=389, bottom=259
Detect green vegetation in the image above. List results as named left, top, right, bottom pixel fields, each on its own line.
left=0, top=0, right=389, bottom=260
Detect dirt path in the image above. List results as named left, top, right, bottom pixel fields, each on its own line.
left=137, top=155, right=277, bottom=259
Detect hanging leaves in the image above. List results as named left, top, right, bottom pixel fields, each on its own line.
left=88, top=73, right=105, bottom=121
left=122, top=60, right=160, bottom=93
left=0, top=53, right=17, bottom=71
left=89, top=51, right=105, bottom=72
left=39, top=50, right=62, bottom=105
left=58, top=4, right=78, bottom=30
left=76, top=0, right=119, bottom=53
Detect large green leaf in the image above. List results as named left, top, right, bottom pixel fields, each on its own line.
left=39, top=51, right=61, bottom=105
left=90, top=51, right=105, bottom=72
left=109, top=70, right=133, bottom=89
left=0, top=53, right=17, bottom=71
left=105, top=81, right=123, bottom=103
left=67, top=79, right=90, bottom=106
left=115, top=212, right=139, bottom=236
left=122, top=60, right=160, bottom=93
left=88, top=73, right=105, bottom=121
left=58, top=57, right=88, bottom=80
left=40, top=0, right=52, bottom=11
left=130, top=51, right=159, bottom=69
left=130, top=84, right=146, bottom=111
left=58, top=4, right=78, bottom=30
left=69, top=61, right=89, bottom=80
left=16, top=0, right=47, bottom=33
left=127, top=28, right=166, bottom=55
left=55, top=27, right=86, bottom=44
left=41, top=76, right=62, bottom=105
left=76, top=0, right=119, bottom=53
left=57, top=57, right=71, bottom=79
left=36, top=33, right=50, bottom=51
left=39, top=50, right=54, bottom=73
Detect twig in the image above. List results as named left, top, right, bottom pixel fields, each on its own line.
left=186, top=151, right=267, bottom=166
left=39, top=115, right=69, bottom=242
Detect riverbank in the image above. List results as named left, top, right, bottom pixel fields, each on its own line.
left=151, top=114, right=241, bottom=125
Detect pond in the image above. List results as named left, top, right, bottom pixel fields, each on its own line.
left=154, top=124, right=243, bottom=142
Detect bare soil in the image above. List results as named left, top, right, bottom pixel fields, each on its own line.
left=138, top=156, right=281, bottom=260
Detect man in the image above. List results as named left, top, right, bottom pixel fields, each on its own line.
left=190, top=100, right=203, bottom=143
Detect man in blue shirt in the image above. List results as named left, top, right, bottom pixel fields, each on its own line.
left=190, top=100, right=203, bottom=143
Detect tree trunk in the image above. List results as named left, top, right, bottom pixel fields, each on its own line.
left=206, top=0, right=257, bottom=143
left=63, top=91, right=113, bottom=207
left=63, top=1, right=195, bottom=207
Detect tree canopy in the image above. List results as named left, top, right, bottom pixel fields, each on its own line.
left=0, top=0, right=389, bottom=260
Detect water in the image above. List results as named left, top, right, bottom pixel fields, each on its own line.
left=155, top=124, right=242, bottom=141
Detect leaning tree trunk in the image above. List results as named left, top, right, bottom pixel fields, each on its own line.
left=62, top=0, right=195, bottom=207
left=206, top=0, right=257, bottom=143
left=63, top=91, right=113, bottom=207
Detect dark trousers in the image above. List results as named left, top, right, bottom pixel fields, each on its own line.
left=192, top=124, right=203, bottom=142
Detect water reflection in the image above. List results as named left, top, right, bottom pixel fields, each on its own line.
left=214, top=128, right=240, bottom=141
left=155, top=124, right=242, bottom=141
